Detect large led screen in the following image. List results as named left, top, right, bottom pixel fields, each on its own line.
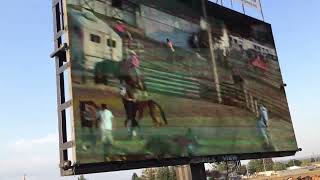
left=65, top=0, right=298, bottom=164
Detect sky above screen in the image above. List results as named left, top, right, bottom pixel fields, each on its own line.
left=0, top=0, right=319, bottom=179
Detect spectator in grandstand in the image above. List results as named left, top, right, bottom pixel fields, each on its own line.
left=166, top=38, right=175, bottom=52
left=191, top=33, right=200, bottom=51
left=232, top=67, right=246, bottom=97
left=115, top=20, right=132, bottom=46
left=115, top=20, right=130, bottom=37
left=232, top=68, right=244, bottom=85
left=166, top=38, right=175, bottom=64
left=115, top=20, right=126, bottom=36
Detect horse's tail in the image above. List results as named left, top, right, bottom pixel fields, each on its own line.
left=150, top=100, right=168, bottom=125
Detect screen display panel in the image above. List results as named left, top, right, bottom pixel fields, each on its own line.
left=65, top=0, right=298, bottom=165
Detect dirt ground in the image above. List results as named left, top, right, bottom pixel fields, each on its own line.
left=249, top=169, right=320, bottom=180
left=72, top=84, right=296, bottom=164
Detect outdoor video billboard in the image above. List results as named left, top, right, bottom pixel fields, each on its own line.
left=64, top=0, right=297, bottom=169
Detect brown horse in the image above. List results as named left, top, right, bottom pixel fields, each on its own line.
left=136, top=99, right=168, bottom=127
left=118, top=60, right=167, bottom=127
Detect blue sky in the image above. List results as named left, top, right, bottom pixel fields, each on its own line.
left=0, top=0, right=319, bottom=179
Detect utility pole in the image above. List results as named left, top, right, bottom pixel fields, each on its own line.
left=226, top=161, right=229, bottom=180
left=190, top=163, right=206, bottom=180
left=246, top=164, right=249, bottom=178
left=201, top=0, right=222, bottom=103
left=262, top=159, right=267, bottom=172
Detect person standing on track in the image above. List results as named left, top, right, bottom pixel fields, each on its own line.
left=98, top=104, right=114, bottom=144
left=97, top=104, right=114, bottom=158
left=119, top=84, right=140, bottom=138
left=256, top=104, right=274, bottom=150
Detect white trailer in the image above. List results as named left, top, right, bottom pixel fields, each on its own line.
left=69, top=9, right=123, bottom=70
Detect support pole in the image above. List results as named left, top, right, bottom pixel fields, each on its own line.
left=241, top=0, right=246, bottom=15
left=190, top=163, right=206, bottom=180
left=258, top=0, right=265, bottom=21
left=226, top=161, right=229, bottom=180
left=201, top=0, right=222, bottom=103
left=52, top=0, right=74, bottom=175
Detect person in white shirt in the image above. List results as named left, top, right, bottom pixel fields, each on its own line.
left=98, top=104, right=114, bottom=145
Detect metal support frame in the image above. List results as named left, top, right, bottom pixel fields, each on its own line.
left=52, top=0, right=73, bottom=175
left=190, top=163, right=206, bottom=180
left=67, top=151, right=298, bottom=176
left=50, top=43, right=68, bottom=59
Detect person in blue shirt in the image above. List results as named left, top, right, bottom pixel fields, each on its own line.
left=257, top=104, right=274, bottom=150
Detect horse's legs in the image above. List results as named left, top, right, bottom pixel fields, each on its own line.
left=137, top=102, right=145, bottom=122
left=148, top=101, right=162, bottom=127
left=122, top=98, right=130, bottom=127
